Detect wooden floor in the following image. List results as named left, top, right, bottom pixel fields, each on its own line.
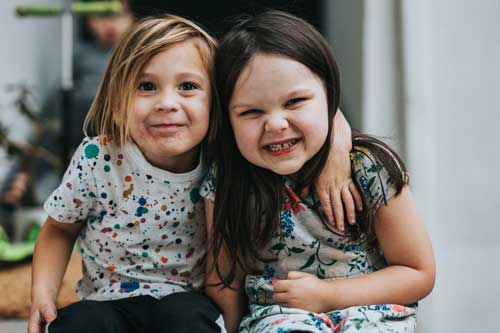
left=0, top=253, right=81, bottom=321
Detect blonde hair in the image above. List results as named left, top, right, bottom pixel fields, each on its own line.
left=83, top=14, right=218, bottom=147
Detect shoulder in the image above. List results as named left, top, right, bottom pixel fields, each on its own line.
left=199, top=162, right=217, bottom=202
left=75, top=136, right=119, bottom=161
left=351, top=145, right=406, bottom=212
left=65, top=136, right=121, bottom=178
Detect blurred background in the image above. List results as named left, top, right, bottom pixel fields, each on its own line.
left=0, top=0, right=498, bottom=332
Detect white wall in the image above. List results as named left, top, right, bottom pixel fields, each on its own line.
left=403, top=0, right=500, bottom=331
left=328, top=0, right=500, bottom=331
left=0, top=0, right=61, bottom=181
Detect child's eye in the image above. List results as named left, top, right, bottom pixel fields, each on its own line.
left=240, top=109, right=262, bottom=117
left=138, top=81, right=157, bottom=91
left=285, top=97, right=306, bottom=107
left=179, top=82, right=199, bottom=91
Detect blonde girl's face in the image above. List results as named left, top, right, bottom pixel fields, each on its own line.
left=229, top=53, right=329, bottom=176
left=130, top=40, right=211, bottom=173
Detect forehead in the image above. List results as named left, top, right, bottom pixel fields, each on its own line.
left=141, top=39, right=209, bottom=77
left=231, top=53, right=322, bottom=103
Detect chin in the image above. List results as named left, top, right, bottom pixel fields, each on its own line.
left=269, top=164, right=303, bottom=176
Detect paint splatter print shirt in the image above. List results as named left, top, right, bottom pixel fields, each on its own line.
left=44, top=137, right=206, bottom=301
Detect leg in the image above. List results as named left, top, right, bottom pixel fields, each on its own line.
left=49, top=296, right=156, bottom=333
left=48, top=300, right=130, bottom=333
left=147, top=291, right=223, bottom=333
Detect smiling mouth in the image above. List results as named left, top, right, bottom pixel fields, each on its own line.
left=264, top=139, right=299, bottom=152
left=152, top=124, right=183, bottom=128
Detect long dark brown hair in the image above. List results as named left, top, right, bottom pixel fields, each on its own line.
left=208, top=11, right=407, bottom=287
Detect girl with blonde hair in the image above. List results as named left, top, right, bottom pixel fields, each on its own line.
left=29, top=14, right=222, bottom=333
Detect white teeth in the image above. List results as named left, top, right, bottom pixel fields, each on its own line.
left=267, top=139, right=297, bottom=151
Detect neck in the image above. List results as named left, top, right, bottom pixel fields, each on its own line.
left=142, top=146, right=200, bottom=174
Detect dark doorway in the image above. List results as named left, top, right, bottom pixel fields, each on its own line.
left=130, top=0, right=324, bottom=37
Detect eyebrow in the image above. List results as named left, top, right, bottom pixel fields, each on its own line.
left=139, top=71, right=207, bottom=83
left=230, top=102, right=254, bottom=111
left=286, top=88, right=314, bottom=98
left=231, top=88, right=314, bottom=111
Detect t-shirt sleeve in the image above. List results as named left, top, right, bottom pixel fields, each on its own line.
left=199, top=163, right=216, bottom=202
left=351, top=148, right=398, bottom=213
left=43, top=138, right=99, bottom=223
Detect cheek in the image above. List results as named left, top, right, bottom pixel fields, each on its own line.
left=232, top=120, right=259, bottom=159
left=132, top=99, right=149, bottom=120
left=307, top=101, right=329, bottom=142
left=192, top=99, right=211, bottom=132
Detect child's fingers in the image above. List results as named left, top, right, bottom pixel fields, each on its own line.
left=28, top=311, right=43, bottom=333
left=341, top=186, right=356, bottom=225
left=332, top=191, right=345, bottom=231
left=316, top=186, right=334, bottom=225
left=272, top=280, right=289, bottom=293
left=349, top=181, right=363, bottom=211
left=272, top=291, right=289, bottom=305
left=40, top=304, right=57, bottom=324
left=287, top=271, right=310, bottom=279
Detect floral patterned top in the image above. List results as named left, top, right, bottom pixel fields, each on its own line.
left=44, top=137, right=207, bottom=301
left=201, top=148, right=417, bottom=333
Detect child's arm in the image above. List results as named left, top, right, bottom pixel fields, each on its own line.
left=273, top=187, right=435, bottom=312
left=29, top=217, right=83, bottom=333
left=204, top=199, right=247, bottom=333
left=313, top=110, right=363, bottom=231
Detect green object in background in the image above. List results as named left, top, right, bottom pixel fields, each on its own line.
left=15, top=5, right=60, bottom=16
left=72, top=1, right=122, bottom=15
left=25, top=223, right=41, bottom=243
left=0, top=225, right=36, bottom=263
left=16, top=1, right=122, bottom=17
left=0, top=241, right=34, bottom=263
left=0, top=225, right=9, bottom=244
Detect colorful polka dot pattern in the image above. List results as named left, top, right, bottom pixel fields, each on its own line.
left=44, top=137, right=207, bottom=300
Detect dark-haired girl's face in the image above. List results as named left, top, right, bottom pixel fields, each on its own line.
left=228, top=53, right=329, bottom=176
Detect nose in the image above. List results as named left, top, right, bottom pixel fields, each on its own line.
left=264, top=112, right=289, bottom=133
left=155, top=90, right=180, bottom=112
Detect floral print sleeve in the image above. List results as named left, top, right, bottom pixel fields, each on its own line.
left=43, top=138, right=99, bottom=223
left=351, top=147, right=398, bottom=213
left=199, top=162, right=216, bottom=202
left=200, top=163, right=217, bottom=202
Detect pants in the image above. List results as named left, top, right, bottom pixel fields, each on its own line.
left=48, top=291, right=222, bottom=333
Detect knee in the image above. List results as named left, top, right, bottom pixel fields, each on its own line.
left=49, top=300, right=120, bottom=333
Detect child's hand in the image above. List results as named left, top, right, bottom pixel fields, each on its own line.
left=28, top=300, right=57, bottom=333
left=306, top=110, right=363, bottom=232
left=272, top=271, right=332, bottom=313
left=312, top=168, right=363, bottom=232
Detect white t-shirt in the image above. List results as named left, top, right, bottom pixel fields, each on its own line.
left=44, top=136, right=206, bottom=300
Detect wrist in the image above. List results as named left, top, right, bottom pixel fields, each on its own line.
left=321, top=279, right=341, bottom=311
left=332, top=110, right=353, bottom=151
left=31, top=286, right=57, bottom=304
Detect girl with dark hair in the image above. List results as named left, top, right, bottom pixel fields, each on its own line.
left=202, top=11, right=435, bottom=333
